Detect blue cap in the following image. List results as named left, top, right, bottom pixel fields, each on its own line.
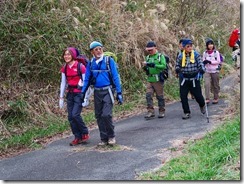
left=146, top=41, right=156, bottom=48
left=182, top=38, right=193, bottom=47
left=89, top=41, right=103, bottom=50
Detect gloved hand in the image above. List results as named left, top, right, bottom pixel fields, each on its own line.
left=203, top=60, right=211, bottom=65
left=146, top=62, right=155, bottom=67
left=59, top=98, right=64, bottom=109
left=116, top=92, right=123, bottom=105
left=175, top=68, right=181, bottom=74
left=80, top=92, right=85, bottom=103
left=199, top=69, right=205, bottom=75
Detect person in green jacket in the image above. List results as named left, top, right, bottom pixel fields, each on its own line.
left=143, top=41, right=167, bottom=119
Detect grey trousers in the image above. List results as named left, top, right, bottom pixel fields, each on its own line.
left=94, top=89, right=114, bottom=142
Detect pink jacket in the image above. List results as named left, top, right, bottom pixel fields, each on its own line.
left=202, top=50, right=221, bottom=73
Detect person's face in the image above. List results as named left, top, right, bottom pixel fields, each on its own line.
left=91, top=46, right=103, bottom=58
left=146, top=47, right=157, bottom=55
left=63, top=50, right=73, bottom=63
left=207, top=43, right=214, bottom=50
left=184, top=44, right=193, bottom=53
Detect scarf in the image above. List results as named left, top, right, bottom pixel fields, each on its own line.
left=182, top=50, right=195, bottom=67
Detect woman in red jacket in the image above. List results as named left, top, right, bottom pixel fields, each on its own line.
left=59, top=47, right=89, bottom=146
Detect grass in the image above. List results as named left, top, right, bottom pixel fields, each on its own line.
left=139, top=116, right=240, bottom=180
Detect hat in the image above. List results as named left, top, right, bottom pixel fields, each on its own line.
left=179, top=38, right=186, bottom=44
left=145, top=41, right=156, bottom=50
left=89, top=41, right=103, bottom=50
left=182, top=38, right=193, bottom=47
left=64, top=47, right=78, bottom=59
left=206, top=38, right=214, bottom=46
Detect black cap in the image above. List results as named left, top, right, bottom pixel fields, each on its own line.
left=146, top=41, right=156, bottom=48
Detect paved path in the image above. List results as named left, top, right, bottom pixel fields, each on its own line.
left=0, top=99, right=227, bottom=180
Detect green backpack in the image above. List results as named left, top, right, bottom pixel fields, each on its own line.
left=104, top=51, right=118, bottom=62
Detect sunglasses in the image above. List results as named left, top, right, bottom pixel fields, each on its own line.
left=94, top=47, right=102, bottom=51
left=186, top=45, right=193, bottom=48
left=147, top=49, right=154, bottom=52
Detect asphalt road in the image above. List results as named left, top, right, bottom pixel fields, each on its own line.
left=0, top=99, right=227, bottom=180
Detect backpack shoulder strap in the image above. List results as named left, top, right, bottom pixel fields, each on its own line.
left=77, top=62, right=83, bottom=81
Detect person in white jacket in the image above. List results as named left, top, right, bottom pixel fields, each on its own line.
left=202, top=38, right=221, bottom=104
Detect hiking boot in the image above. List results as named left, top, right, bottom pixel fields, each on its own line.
left=97, top=141, right=108, bottom=146
left=158, top=111, right=165, bottom=118
left=69, top=138, right=82, bottom=146
left=108, top=137, right=116, bottom=145
left=212, top=99, right=218, bottom=104
left=200, top=105, right=206, bottom=114
left=81, top=134, right=90, bottom=142
left=205, top=99, right=210, bottom=104
left=144, top=111, right=155, bottom=119
left=182, top=113, right=190, bottom=120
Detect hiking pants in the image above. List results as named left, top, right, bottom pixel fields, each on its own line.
left=179, top=78, right=205, bottom=114
left=67, top=92, right=89, bottom=139
left=94, top=89, right=114, bottom=142
left=146, top=81, right=165, bottom=112
left=204, top=72, right=220, bottom=100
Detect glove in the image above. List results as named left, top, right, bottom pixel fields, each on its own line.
left=203, top=60, right=211, bottom=65
left=199, top=69, right=205, bottom=75
left=146, top=62, right=155, bottom=67
left=80, top=92, right=85, bottom=103
left=59, top=98, right=64, bottom=109
left=175, top=68, right=181, bottom=74
left=116, top=92, right=123, bottom=105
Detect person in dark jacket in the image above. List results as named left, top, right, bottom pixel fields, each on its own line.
left=175, top=39, right=206, bottom=119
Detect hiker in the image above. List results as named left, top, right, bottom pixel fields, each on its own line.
left=59, top=47, right=89, bottom=146
left=175, top=38, right=206, bottom=119
left=143, top=41, right=167, bottom=119
left=202, top=38, right=221, bottom=104
left=81, top=41, right=123, bottom=146
left=232, top=30, right=240, bottom=69
left=176, top=38, right=195, bottom=100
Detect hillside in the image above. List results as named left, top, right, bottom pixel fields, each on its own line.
left=0, top=0, right=240, bottom=154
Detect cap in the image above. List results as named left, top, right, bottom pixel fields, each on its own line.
left=89, top=41, right=103, bottom=50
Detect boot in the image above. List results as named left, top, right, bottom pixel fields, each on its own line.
left=144, top=110, right=155, bottom=119
left=158, top=111, right=165, bottom=118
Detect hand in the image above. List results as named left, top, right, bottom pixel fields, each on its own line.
left=175, top=68, right=181, bottom=74
left=200, top=69, right=205, bottom=75
left=203, top=60, right=211, bottom=65
left=116, top=93, right=123, bottom=105
left=146, top=62, right=155, bottom=67
left=80, top=92, right=85, bottom=103
left=59, top=98, right=64, bottom=109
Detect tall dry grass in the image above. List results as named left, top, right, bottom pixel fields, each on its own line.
left=0, top=0, right=240, bottom=139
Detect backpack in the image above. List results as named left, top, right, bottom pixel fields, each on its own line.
left=75, top=48, right=89, bottom=67
left=89, top=54, right=120, bottom=89
left=158, top=53, right=169, bottom=81
left=229, top=29, right=239, bottom=47
left=204, top=50, right=224, bottom=70
left=104, top=51, right=118, bottom=62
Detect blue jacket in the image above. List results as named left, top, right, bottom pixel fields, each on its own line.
left=82, top=56, right=122, bottom=93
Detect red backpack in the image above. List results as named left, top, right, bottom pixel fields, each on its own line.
left=228, top=29, right=239, bottom=47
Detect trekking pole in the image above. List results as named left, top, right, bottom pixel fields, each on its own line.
left=205, top=101, right=210, bottom=123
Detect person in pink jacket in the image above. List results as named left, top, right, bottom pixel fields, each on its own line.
left=202, top=38, right=221, bottom=104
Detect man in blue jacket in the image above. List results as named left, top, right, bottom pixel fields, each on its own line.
left=81, top=41, right=123, bottom=146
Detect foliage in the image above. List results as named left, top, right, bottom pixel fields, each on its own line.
left=0, top=0, right=240, bottom=153
left=140, top=116, right=240, bottom=180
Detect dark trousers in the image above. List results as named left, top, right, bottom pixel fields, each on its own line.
left=179, top=78, right=205, bottom=114
left=67, top=92, right=88, bottom=139
left=94, top=89, right=114, bottom=142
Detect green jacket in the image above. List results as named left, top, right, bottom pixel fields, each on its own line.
left=145, top=52, right=166, bottom=82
